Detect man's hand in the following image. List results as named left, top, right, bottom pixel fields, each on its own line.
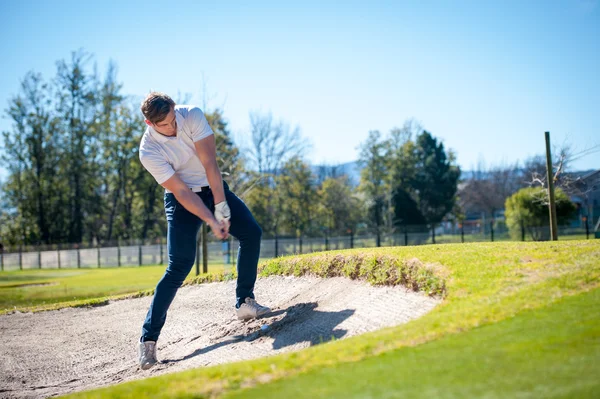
left=214, top=201, right=231, bottom=235
left=207, top=218, right=228, bottom=240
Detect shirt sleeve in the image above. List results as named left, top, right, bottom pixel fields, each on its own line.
left=139, top=148, right=176, bottom=185
left=188, top=107, right=214, bottom=142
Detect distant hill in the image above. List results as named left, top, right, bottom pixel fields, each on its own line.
left=311, top=161, right=362, bottom=187
left=310, top=161, right=597, bottom=188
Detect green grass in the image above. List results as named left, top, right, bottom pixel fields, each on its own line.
left=225, top=287, right=600, bottom=399
left=59, top=240, right=600, bottom=399
left=0, top=263, right=232, bottom=314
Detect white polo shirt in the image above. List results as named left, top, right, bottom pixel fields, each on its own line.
left=139, top=105, right=214, bottom=192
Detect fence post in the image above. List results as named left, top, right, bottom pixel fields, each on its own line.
left=138, top=242, right=143, bottom=266
left=490, top=221, right=494, bottom=242
left=0, top=246, right=4, bottom=271
left=232, top=237, right=236, bottom=269
left=77, top=245, right=81, bottom=268
left=228, top=236, right=233, bottom=266
left=117, top=239, right=121, bottom=267
left=404, top=226, right=408, bottom=246
left=275, top=233, right=279, bottom=257
left=584, top=216, right=589, bottom=239
left=202, top=223, right=208, bottom=274
left=195, top=233, right=200, bottom=276
left=57, top=243, right=61, bottom=269
left=545, top=131, right=559, bottom=240
left=19, top=246, right=23, bottom=270
left=38, top=245, right=42, bottom=269
left=97, top=242, right=101, bottom=268
left=350, top=229, right=354, bottom=249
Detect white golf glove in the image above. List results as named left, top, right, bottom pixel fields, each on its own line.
left=214, top=201, right=231, bottom=224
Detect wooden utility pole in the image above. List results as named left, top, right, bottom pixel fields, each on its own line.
left=545, top=131, right=559, bottom=241
left=202, top=224, right=208, bottom=273
left=195, top=231, right=200, bottom=276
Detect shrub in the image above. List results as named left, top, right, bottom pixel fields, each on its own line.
left=505, top=187, right=576, bottom=241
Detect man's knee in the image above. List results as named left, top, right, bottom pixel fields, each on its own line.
left=238, top=220, right=262, bottom=244
left=160, top=270, right=186, bottom=289
left=247, top=221, right=262, bottom=242
left=164, top=258, right=194, bottom=285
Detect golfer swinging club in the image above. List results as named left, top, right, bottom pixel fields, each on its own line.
left=137, top=92, right=270, bottom=370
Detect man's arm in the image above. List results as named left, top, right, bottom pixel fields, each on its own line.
left=194, top=135, right=225, bottom=203
left=161, top=173, right=227, bottom=239
left=194, top=135, right=230, bottom=234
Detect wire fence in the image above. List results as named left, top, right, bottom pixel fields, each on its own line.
left=0, top=224, right=597, bottom=272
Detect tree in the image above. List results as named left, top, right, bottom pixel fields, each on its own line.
left=0, top=185, right=14, bottom=246
left=358, top=130, right=388, bottom=246
left=525, top=143, right=600, bottom=198
left=318, top=176, right=363, bottom=237
left=412, top=131, right=461, bottom=241
left=205, top=108, right=248, bottom=194
left=385, top=120, right=423, bottom=230
left=315, top=163, right=343, bottom=186
left=55, top=49, right=101, bottom=243
left=96, top=63, right=127, bottom=242
left=243, top=174, right=284, bottom=239
left=243, top=111, right=309, bottom=245
left=505, top=187, right=577, bottom=241
left=110, top=104, right=145, bottom=241
left=458, top=161, right=522, bottom=222
left=387, top=136, right=427, bottom=229
left=247, top=111, right=308, bottom=175
left=280, top=157, right=317, bottom=253
left=1, top=70, right=70, bottom=245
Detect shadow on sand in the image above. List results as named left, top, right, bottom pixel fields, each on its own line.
left=162, top=302, right=355, bottom=364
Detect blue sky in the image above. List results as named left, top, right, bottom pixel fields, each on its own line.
left=1, top=0, right=599, bottom=181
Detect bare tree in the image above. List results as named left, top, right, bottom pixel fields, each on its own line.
left=458, top=161, right=522, bottom=220
left=247, top=111, right=309, bottom=175
left=526, top=142, right=600, bottom=202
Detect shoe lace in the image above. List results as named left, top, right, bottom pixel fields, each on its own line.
left=142, top=342, right=156, bottom=360
left=246, top=298, right=266, bottom=311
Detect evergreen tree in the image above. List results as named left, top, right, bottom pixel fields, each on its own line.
left=412, top=131, right=461, bottom=239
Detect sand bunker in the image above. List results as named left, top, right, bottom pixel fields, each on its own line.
left=0, top=276, right=440, bottom=398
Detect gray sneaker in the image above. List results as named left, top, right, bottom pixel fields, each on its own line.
left=236, top=298, right=271, bottom=320
left=138, top=340, right=158, bottom=370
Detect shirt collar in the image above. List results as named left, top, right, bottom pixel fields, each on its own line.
left=148, top=125, right=170, bottom=143
left=148, top=110, right=184, bottom=143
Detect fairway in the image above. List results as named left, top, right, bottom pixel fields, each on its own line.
left=228, top=287, right=600, bottom=398
left=0, top=263, right=232, bottom=313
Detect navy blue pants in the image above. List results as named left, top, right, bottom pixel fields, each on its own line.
left=141, top=183, right=262, bottom=342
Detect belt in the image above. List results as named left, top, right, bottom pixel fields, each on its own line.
left=190, top=185, right=210, bottom=192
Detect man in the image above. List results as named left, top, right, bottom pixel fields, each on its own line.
left=137, top=92, right=270, bottom=370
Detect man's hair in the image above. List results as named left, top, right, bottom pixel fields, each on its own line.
left=140, top=92, right=175, bottom=124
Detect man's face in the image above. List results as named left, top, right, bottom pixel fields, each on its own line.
left=148, top=108, right=177, bottom=137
